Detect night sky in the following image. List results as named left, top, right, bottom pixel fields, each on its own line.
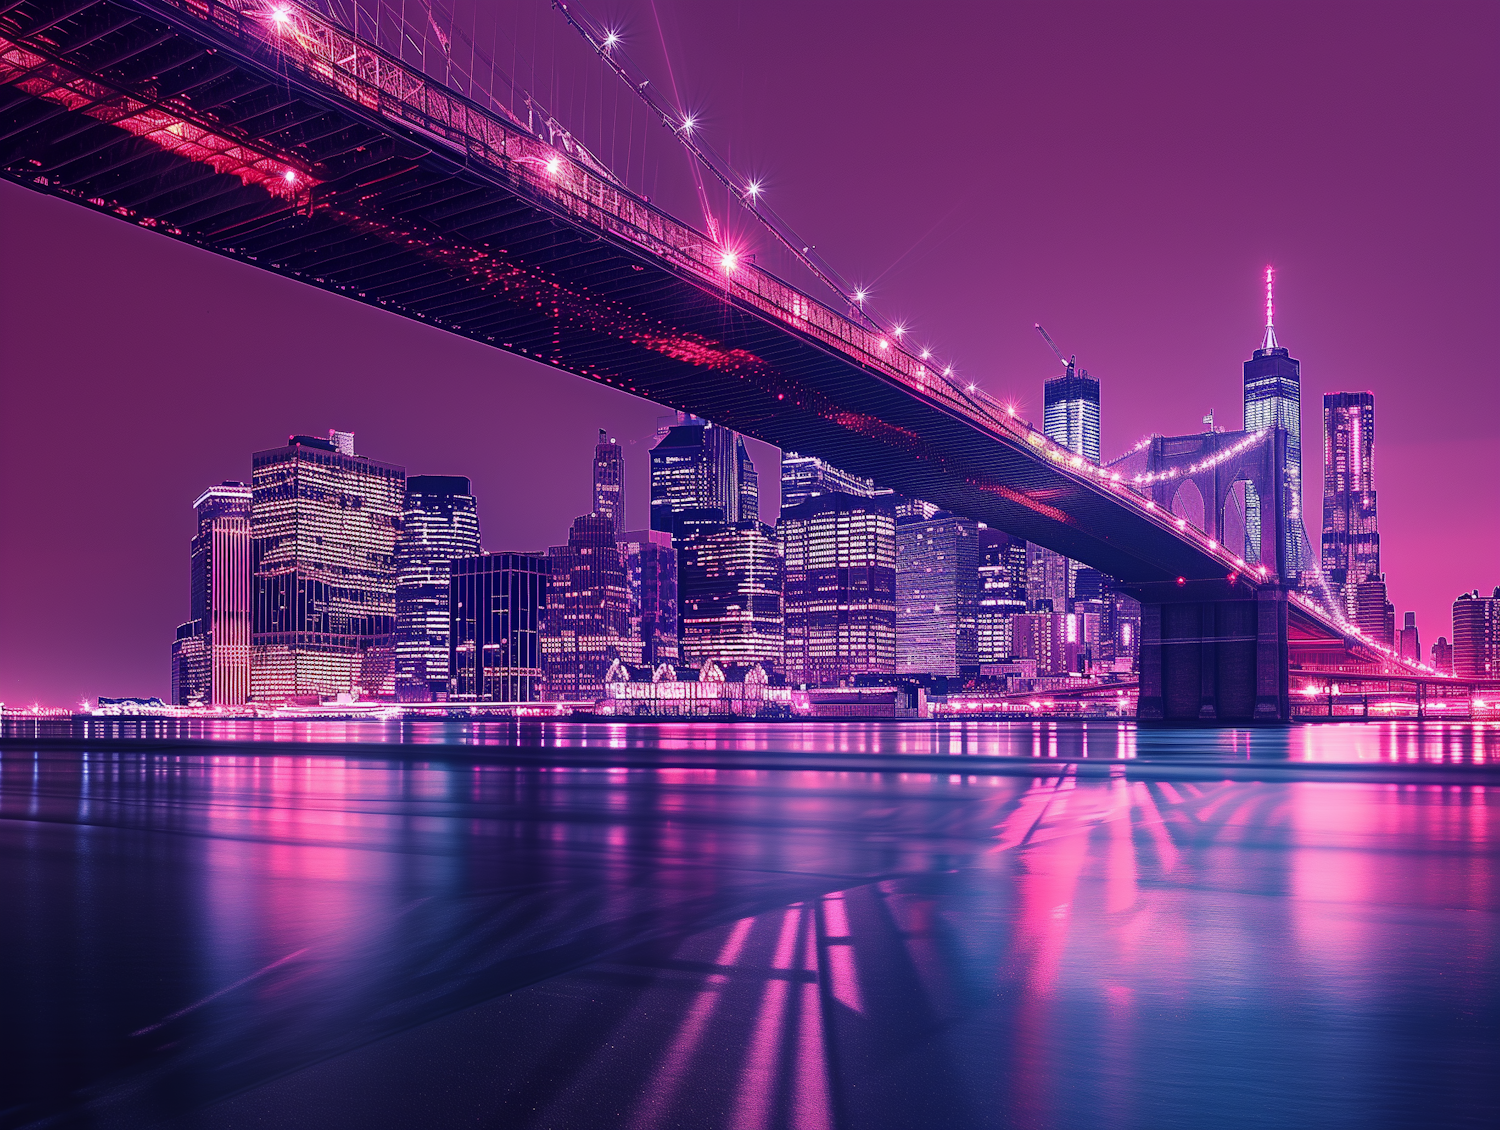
left=2, top=0, right=1496, bottom=705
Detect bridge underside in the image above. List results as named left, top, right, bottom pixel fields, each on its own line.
left=1, top=0, right=1249, bottom=589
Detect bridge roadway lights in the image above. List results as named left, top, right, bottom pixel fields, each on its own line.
left=1131, top=579, right=1290, bottom=725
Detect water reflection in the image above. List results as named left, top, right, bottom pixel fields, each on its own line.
left=0, top=743, right=1496, bottom=1128
left=6, top=716, right=1500, bottom=764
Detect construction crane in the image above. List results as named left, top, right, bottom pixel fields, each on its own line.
left=1035, top=323, right=1076, bottom=374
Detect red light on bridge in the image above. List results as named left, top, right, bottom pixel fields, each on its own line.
left=1176, top=576, right=1186, bottom=587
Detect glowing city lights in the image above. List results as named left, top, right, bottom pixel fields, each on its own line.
left=283, top=169, right=297, bottom=184
left=271, top=5, right=291, bottom=26
left=545, top=156, right=561, bottom=175
left=720, top=249, right=738, bottom=272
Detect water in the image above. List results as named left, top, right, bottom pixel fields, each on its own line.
left=1, top=721, right=1497, bottom=1128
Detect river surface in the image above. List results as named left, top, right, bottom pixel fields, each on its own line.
left=1, top=720, right=1497, bottom=1128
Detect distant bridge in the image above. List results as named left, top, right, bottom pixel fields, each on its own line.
left=0, top=0, right=1428, bottom=720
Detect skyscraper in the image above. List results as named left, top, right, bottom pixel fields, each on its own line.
left=780, top=452, right=876, bottom=512
left=649, top=421, right=757, bottom=537
left=1026, top=542, right=1070, bottom=613
left=736, top=435, right=760, bottom=522
left=1321, top=392, right=1379, bottom=600
left=778, top=492, right=896, bottom=686
left=679, top=521, right=784, bottom=671
left=1043, top=361, right=1101, bottom=464
left=896, top=511, right=979, bottom=675
left=1398, top=612, right=1421, bottom=665
left=450, top=552, right=547, bottom=701
left=170, top=482, right=252, bottom=706
left=542, top=514, right=639, bottom=700
left=976, top=533, right=1027, bottom=663
left=618, top=528, right=679, bottom=666
left=1353, top=575, right=1394, bottom=647
left=593, top=430, right=626, bottom=530
left=1243, top=267, right=1306, bottom=579
left=251, top=432, right=405, bottom=702
left=1452, top=589, right=1500, bottom=678
left=394, top=476, right=481, bottom=701
left=1431, top=636, right=1453, bottom=675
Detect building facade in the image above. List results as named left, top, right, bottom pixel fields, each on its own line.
left=1320, top=392, right=1379, bottom=598
left=542, top=514, right=639, bottom=700
left=618, top=528, right=679, bottom=666
left=250, top=432, right=405, bottom=702
left=1243, top=272, right=1306, bottom=579
left=593, top=430, right=626, bottom=530
left=895, top=511, right=979, bottom=675
left=778, top=492, right=897, bottom=686
left=1452, top=589, right=1499, bottom=678
left=1398, top=612, right=1421, bottom=665
left=394, top=475, right=481, bottom=701
left=780, top=451, right=876, bottom=512
left=1042, top=363, right=1101, bottom=464
left=976, top=534, right=1027, bottom=664
left=449, top=552, right=547, bottom=701
left=679, top=521, right=785, bottom=671
left=171, top=482, right=252, bottom=706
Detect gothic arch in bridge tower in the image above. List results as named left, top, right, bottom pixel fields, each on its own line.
left=1145, top=428, right=1290, bottom=579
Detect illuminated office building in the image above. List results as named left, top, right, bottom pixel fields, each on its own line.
left=449, top=552, right=547, bottom=701
left=1043, top=360, right=1101, bottom=464
left=542, top=514, right=639, bottom=700
left=250, top=431, right=405, bottom=703
left=780, top=451, right=875, bottom=512
left=1353, top=575, right=1395, bottom=647
left=618, top=528, right=679, bottom=665
left=1243, top=268, right=1306, bottom=579
left=679, top=521, right=784, bottom=671
left=593, top=430, right=626, bottom=530
left=976, top=533, right=1027, bottom=663
left=649, top=421, right=756, bottom=537
left=1398, top=612, right=1421, bottom=665
left=171, top=482, right=252, bottom=706
left=896, top=511, right=979, bottom=675
left=1431, top=636, right=1453, bottom=675
left=394, top=476, right=480, bottom=701
left=1320, top=392, right=1379, bottom=598
left=778, top=492, right=896, bottom=686
left=1452, top=589, right=1500, bottom=679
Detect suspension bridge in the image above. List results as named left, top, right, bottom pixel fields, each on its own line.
left=0, top=0, right=1437, bottom=721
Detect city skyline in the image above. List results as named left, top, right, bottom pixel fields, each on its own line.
left=2, top=0, right=1497, bottom=704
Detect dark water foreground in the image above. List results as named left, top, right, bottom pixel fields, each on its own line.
left=1, top=721, right=1497, bottom=1128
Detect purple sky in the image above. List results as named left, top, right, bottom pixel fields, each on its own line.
left=2, top=0, right=1497, bottom=705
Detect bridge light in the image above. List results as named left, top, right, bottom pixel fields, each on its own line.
left=968, top=383, right=977, bottom=393
left=745, top=180, right=760, bottom=198
left=1176, top=577, right=1186, bottom=586
left=1176, top=518, right=1187, bottom=530
left=720, top=249, right=738, bottom=271
left=893, top=324, right=906, bottom=337
left=681, top=115, right=695, bottom=132
left=545, top=156, right=561, bottom=175
left=943, top=366, right=953, bottom=377
left=1145, top=500, right=1155, bottom=510
left=878, top=338, right=889, bottom=350
left=1207, top=538, right=1217, bottom=549
left=603, top=29, right=620, bottom=48
left=271, top=5, right=291, bottom=26
left=283, top=170, right=297, bottom=184
left=1009, top=405, right=1018, bottom=417
left=853, top=288, right=866, bottom=303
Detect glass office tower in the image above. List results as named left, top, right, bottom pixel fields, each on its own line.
left=618, top=528, right=679, bottom=666
left=1320, top=391, right=1379, bottom=600
left=394, top=475, right=481, bottom=701
left=779, top=451, right=876, bottom=512
left=449, top=552, right=547, bottom=701
left=649, top=421, right=751, bottom=537
left=895, top=511, right=980, bottom=675
left=171, top=482, right=252, bottom=706
left=251, top=431, right=405, bottom=702
left=778, top=492, right=896, bottom=686
left=542, top=514, right=639, bottom=700
left=1042, top=362, right=1101, bottom=464
left=1243, top=273, right=1306, bottom=579
left=679, top=521, right=785, bottom=670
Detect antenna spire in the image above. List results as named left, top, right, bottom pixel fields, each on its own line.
left=1261, top=265, right=1279, bottom=351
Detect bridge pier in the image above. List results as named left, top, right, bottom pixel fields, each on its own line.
left=1134, top=582, right=1289, bottom=725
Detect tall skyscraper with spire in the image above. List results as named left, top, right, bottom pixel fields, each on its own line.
left=1243, top=267, right=1306, bottom=580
